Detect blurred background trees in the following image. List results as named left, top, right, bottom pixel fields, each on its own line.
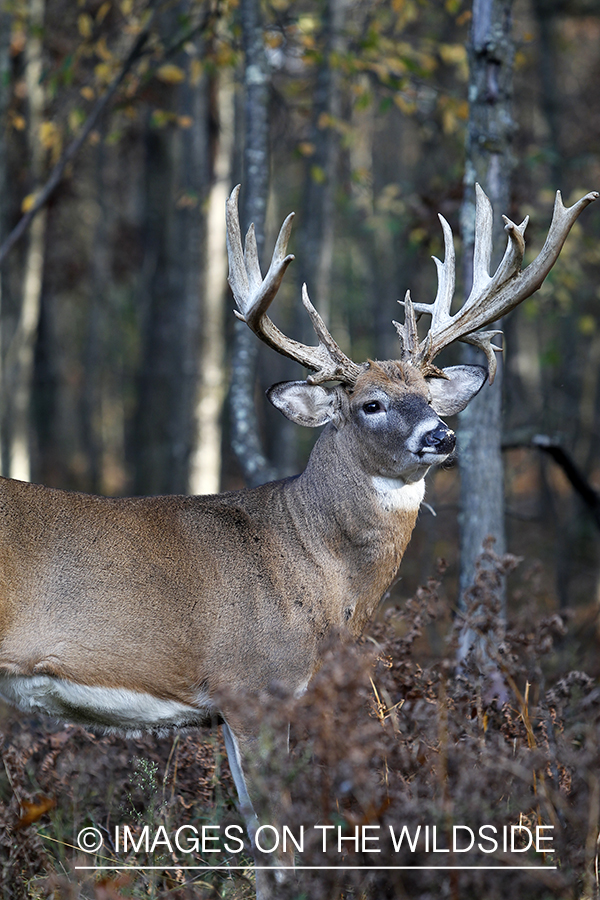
left=0, top=0, right=600, bottom=646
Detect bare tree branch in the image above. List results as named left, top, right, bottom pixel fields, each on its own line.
left=504, top=433, right=600, bottom=530
left=0, top=17, right=157, bottom=266
left=0, top=0, right=221, bottom=267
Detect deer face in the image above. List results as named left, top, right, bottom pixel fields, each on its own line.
left=268, top=361, right=486, bottom=485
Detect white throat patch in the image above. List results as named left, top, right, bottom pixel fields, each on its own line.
left=371, top=477, right=425, bottom=513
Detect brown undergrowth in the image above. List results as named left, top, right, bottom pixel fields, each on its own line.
left=1, top=548, right=599, bottom=899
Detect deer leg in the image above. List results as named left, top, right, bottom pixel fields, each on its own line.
left=221, top=720, right=294, bottom=900
left=221, top=721, right=260, bottom=845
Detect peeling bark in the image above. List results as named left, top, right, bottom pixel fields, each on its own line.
left=229, top=0, right=276, bottom=487
left=457, top=0, right=515, bottom=659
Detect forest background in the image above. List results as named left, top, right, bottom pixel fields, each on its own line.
left=1, top=0, right=600, bottom=897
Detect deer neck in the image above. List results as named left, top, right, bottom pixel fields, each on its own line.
left=283, top=426, right=424, bottom=635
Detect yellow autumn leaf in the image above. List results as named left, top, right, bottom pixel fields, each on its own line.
left=151, top=109, right=173, bottom=128
left=442, top=108, right=458, bottom=134
left=297, top=14, right=317, bottom=33
left=177, top=115, right=193, bottom=129
left=394, top=94, right=416, bottom=115
left=578, top=315, right=596, bottom=336
left=16, top=796, right=56, bottom=829
left=190, top=58, right=203, bottom=86
left=94, top=62, right=113, bottom=85
left=80, top=86, right=95, bottom=101
left=96, top=1, right=111, bottom=24
left=95, top=37, right=113, bottom=62
left=77, top=13, right=93, bottom=39
left=156, top=64, right=186, bottom=85
left=264, top=30, right=283, bottom=49
left=456, top=100, right=468, bottom=120
left=439, top=43, right=467, bottom=66
left=310, top=164, right=326, bottom=184
left=39, top=120, right=60, bottom=149
left=21, top=193, right=38, bottom=213
left=69, top=108, right=85, bottom=132
left=11, top=113, right=26, bottom=131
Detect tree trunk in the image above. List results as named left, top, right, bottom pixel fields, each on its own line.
left=5, top=0, right=47, bottom=482
left=228, top=0, right=277, bottom=488
left=189, top=70, right=234, bottom=495
left=457, top=0, right=515, bottom=661
left=79, top=130, right=108, bottom=494
left=531, top=0, right=563, bottom=187
left=0, top=3, right=12, bottom=468
left=296, top=0, right=346, bottom=327
left=272, top=0, right=346, bottom=477
left=131, top=47, right=209, bottom=495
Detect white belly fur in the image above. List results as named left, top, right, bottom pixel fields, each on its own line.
left=0, top=673, right=213, bottom=736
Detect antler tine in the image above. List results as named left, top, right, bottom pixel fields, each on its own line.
left=406, top=215, right=456, bottom=328
left=515, top=189, right=599, bottom=297
left=431, top=214, right=456, bottom=328
left=300, top=285, right=362, bottom=385
left=469, top=183, right=493, bottom=302
left=403, top=185, right=598, bottom=383
left=226, top=185, right=362, bottom=386
left=393, top=291, right=420, bottom=359
left=226, top=184, right=295, bottom=327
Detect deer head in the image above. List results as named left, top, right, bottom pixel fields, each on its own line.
left=227, top=184, right=598, bottom=477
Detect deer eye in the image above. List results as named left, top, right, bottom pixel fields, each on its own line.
left=362, top=400, right=383, bottom=414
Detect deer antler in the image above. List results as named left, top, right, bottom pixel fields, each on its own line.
left=226, top=185, right=361, bottom=386
left=394, top=185, right=599, bottom=383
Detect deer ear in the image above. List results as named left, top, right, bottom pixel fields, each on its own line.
left=427, top=365, right=487, bottom=416
left=267, top=381, right=343, bottom=427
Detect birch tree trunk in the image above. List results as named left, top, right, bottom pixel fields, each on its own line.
left=189, top=71, right=234, bottom=495
left=228, top=0, right=277, bottom=487
left=6, top=0, right=47, bottom=482
left=457, top=0, right=515, bottom=661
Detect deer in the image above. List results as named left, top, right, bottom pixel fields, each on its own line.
left=0, top=183, right=596, bottom=899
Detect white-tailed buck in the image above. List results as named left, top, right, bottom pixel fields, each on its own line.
left=0, top=184, right=596, bottom=898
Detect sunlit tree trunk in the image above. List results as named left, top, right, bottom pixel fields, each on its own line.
left=189, top=71, right=234, bottom=495
left=228, top=0, right=276, bottom=488
left=6, top=0, right=47, bottom=482
left=457, top=0, right=514, bottom=661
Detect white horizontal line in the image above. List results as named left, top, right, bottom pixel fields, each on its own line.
left=75, top=865, right=557, bottom=871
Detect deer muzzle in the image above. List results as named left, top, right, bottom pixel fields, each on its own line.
left=421, top=424, right=455, bottom=455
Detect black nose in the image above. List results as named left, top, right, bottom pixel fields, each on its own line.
left=423, top=425, right=455, bottom=454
